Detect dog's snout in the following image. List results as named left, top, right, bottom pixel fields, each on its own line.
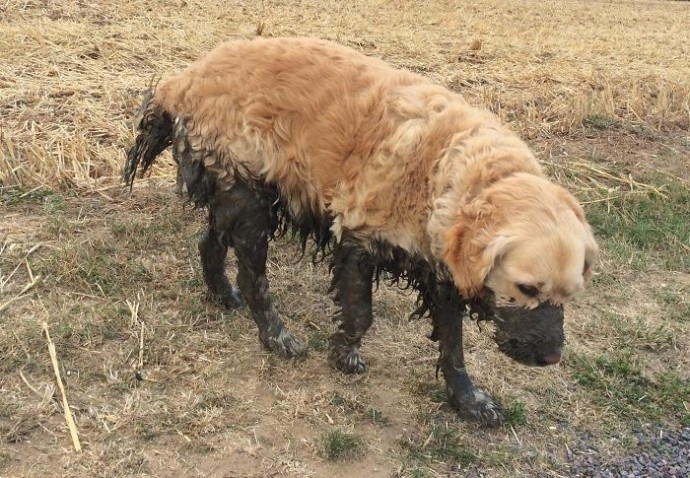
left=491, top=301, right=566, bottom=366
left=538, top=351, right=562, bottom=366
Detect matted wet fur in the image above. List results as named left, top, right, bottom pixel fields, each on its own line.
left=124, top=37, right=598, bottom=427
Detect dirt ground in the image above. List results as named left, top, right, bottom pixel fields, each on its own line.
left=1, top=1, right=689, bottom=477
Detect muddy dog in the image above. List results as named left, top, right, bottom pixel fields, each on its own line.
left=124, top=37, right=598, bottom=426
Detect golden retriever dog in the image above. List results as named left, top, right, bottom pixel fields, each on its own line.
left=125, top=37, right=598, bottom=426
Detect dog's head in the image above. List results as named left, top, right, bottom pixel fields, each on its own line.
left=444, top=173, right=598, bottom=366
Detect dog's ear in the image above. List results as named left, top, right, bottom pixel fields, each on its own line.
left=444, top=199, right=507, bottom=297
left=558, top=188, right=599, bottom=283
left=582, top=231, right=598, bottom=284
left=582, top=245, right=595, bottom=283
left=558, top=189, right=586, bottom=222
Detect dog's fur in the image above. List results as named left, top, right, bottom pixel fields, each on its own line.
left=125, top=37, right=598, bottom=426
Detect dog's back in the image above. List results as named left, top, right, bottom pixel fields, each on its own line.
left=127, top=37, right=538, bottom=256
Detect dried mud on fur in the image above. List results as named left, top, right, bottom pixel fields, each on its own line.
left=1, top=1, right=689, bottom=477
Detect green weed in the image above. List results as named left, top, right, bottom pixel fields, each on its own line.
left=569, top=353, right=690, bottom=425
left=307, top=331, right=329, bottom=352
left=582, top=114, right=619, bottom=130
left=400, top=421, right=478, bottom=466
left=585, top=180, right=689, bottom=272
left=321, top=429, right=365, bottom=461
left=503, top=400, right=527, bottom=427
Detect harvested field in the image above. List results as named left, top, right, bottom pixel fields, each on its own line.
left=1, top=1, right=689, bottom=477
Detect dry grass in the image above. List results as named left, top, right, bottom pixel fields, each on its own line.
left=1, top=1, right=690, bottom=477
left=2, top=0, right=689, bottom=191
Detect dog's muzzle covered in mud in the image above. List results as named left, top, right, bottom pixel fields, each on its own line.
left=470, top=294, right=565, bottom=366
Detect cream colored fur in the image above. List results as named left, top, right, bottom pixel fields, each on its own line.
left=152, top=37, right=598, bottom=307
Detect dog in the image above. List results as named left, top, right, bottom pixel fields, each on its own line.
left=124, top=37, right=598, bottom=426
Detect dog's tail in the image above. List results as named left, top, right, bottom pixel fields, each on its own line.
left=123, top=89, right=174, bottom=188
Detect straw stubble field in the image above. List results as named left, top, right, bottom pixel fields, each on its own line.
left=1, top=1, right=689, bottom=477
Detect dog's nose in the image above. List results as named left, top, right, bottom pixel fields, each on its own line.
left=540, top=352, right=562, bottom=365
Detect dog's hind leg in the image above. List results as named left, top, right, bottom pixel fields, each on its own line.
left=429, top=283, right=503, bottom=427
left=212, top=184, right=306, bottom=358
left=198, top=218, right=245, bottom=310
left=171, top=123, right=244, bottom=310
left=328, top=236, right=375, bottom=374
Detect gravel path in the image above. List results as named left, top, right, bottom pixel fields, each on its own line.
left=568, top=426, right=690, bottom=477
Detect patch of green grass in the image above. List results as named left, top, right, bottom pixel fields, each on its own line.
left=410, top=380, right=447, bottom=404
left=656, top=374, right=690, bottom=427
left=585, top=179, right=690, bottom=272
left=109, top=220, right=130, bottom=237
left=179, top=295, right=219, bottom=324
left=109, top=217, right=159, bottom=249
left=181, top=269, right=204, bottom=289
left=602, top=311, right=676, bottom=352
left=400, top=421, right=478, bottom=466
left=656, top=289, right=681, bottom=306
left=654, top=289, right=690, bottom=323
left=667, top=302, right=690, bottom=323
left=108, top=210, right=193, bottom=251
left=307, top=330, right=329, bottom=352
left=43, top=193, right=73, bottom=237
left=77, top=254, right=118, bottom=293
left=0, top=187, right=59, bottom=205
left=321, top=429, right=365, bottom=461
left=582, top=114, right=619, bottom=130
left=49, top=315, right=124, bottom=351
left=406, top=467, right=428, bottom=478
left=530, top=388, right=569, bottom=425
left=2, top=302, right=129, bottom=371
left=43, top=193, right=66, bottom=214
left=76, top=252, right=152, bottom=295
left=568, top=353, right=690, bottom=425
left=329, top=392, right=346, bottom=407
left=581, top=114, right=654, bottom=137
left=503, top=399, right=527, bottom=427
left=621, top=122, right=655, bottom=139
left=592, top=239, right=648, bottom=273
left=37, top=242, right=155, bottom=296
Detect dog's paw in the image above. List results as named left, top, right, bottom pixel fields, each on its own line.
left=328, top=332, right=367, bottom=374
left=210, top=284, right=245, bottom=310
left=450, top=387, right=504, bottom=428
left=262, top=327, right=307, bottom=359
left=330, top=345, right=367, bottom=374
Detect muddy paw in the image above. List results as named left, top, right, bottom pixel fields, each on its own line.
left=211, top=284, right=245, bottom=310
left=261, top=328, right=307, bottom=359
left=330, top=345, right=367, bottom=374
left=450, top=387, right=504, bottom=427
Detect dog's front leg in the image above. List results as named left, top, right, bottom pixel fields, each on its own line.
left=328, top=236, right=375, bottom=374
left=430, top=284, right=503, bottom=427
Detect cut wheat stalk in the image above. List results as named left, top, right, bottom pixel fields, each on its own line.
left=138, top=321, right=145, bottom=369
left=43, top=322, right=82, bottom=453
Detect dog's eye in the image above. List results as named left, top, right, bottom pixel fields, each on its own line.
left=516, top=283, right=540, bottom=297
